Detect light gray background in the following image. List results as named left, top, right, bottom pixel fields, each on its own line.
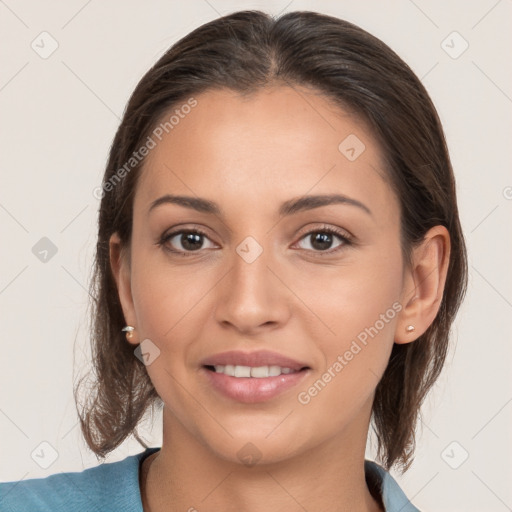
left=1, top=1, right=511, bottom=510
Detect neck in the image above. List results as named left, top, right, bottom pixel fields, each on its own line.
left=143, top=406, right=382, bottom=512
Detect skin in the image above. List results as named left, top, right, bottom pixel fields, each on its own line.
left=110, top=85, right=450, bottom=512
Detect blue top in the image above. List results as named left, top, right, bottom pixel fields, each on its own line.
left=0, top=447, right=420, bottom=511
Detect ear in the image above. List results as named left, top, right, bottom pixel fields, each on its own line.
left=395, top=225, right=451, bottom=344
left=109, top=232, right=138, bottom=346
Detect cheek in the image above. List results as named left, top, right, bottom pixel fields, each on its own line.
left=129, top=256, right=208, bottom=410
left=294, top=247, right=403, bottom=340
left=293, top=250, right=403, bottom=410
left=131, top=247, right=203, bottom=333
left=130, top=250, right=219, bottom=376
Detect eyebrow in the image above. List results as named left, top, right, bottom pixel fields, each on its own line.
left=148, top=193, right=372, bottom=217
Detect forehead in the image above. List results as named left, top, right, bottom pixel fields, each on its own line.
left=135, top=86, right=397, bottom=222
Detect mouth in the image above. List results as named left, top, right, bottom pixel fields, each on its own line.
left=204, top=364, right=306, bottom=378
left=200, top=350, right=311, bottom=403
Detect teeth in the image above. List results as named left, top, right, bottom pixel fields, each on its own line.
left=212, top=364, right=297, bottom=378
left=268, top=365, right=282, bottom=376
left=250, top=366, right=269, bottom=378
left=235, top=365, right=251, bottom=377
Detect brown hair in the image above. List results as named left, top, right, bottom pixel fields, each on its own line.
left=75, top=10, right=468, bottom=472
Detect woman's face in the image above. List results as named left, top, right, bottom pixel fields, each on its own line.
left=115, top=86, right=413, bottom=464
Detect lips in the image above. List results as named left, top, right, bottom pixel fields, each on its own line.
left=201, top=350, right=309, bottom=372
left=200, top=350, right=311, bottom=403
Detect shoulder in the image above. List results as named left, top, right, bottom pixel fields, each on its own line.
left=364, top=460, right=421, bottom=512
left=0, top=448, right=159, bottom=512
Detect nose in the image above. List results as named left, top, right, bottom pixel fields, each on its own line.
left=214, top=239, right=291, bottom=335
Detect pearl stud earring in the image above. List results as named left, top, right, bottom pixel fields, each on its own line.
left=405, top=325, right=415, bottom=333
left=122, top=325, right=135, bottom=339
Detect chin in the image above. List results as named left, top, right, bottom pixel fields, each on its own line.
left=196, top=418, right=319, bottom=469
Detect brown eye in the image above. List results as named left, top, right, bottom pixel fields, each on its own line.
left=160, top=229, right=216, bottom=254
left=296, top=228, right=352, bottom=254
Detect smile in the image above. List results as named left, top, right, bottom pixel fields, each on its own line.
left=208, top=364, right=299, bottom=378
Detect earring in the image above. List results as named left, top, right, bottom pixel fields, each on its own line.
left=122, top=325, right=135, bottom=340
left=405, top=325, right=415, bottom=333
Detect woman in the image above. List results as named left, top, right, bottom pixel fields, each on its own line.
left=0, top=10, right=467, bottom=512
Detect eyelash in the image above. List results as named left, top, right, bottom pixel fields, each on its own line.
left=157, top=225, right=354, bottom=257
